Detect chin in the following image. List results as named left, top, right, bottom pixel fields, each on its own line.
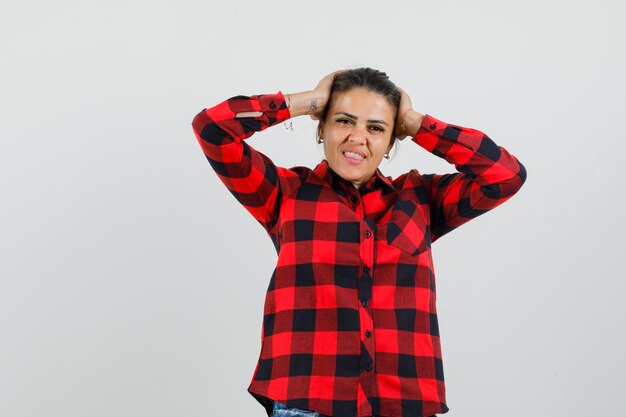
left=339, top=171, right=366, bottom=184
left=331, top=159, right=370, bottom=179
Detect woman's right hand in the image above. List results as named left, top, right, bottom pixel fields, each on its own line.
left=286, top=70, right=346, bottom=119
left=308, top=70, right=345, bottom=120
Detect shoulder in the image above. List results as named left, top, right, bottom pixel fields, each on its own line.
left=389, top=168, right=426, bottom=188
left=271, top=165, right=318, bottom=199
left=285, top=165, right=311, bottom=177
left=276, top=164, right=313, bottom=183
left=390, top=169, right=438, bottom=205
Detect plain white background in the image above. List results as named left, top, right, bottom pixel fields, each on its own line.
left=1, top=0, right=625, bottom=416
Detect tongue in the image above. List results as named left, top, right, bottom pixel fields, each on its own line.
left=345, top=152, right=363, bottom=161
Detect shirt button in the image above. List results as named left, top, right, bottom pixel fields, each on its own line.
left=429, top=123, right=437, bottom=130
left=269, top=102, right=276, bottom=109
left=350, top=196, right=357, bottom=203
left=365, top=330, right=371, bottom=337
left=363, top=266, right=369, bottom=272
left=366, top=363, right=373, bottom=371
left=365, top=230, right=372, bottom=238
left=362, top=300, right=368, bottom=307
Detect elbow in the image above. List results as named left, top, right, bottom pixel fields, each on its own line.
left=510, top=160, right=528, bottom=197
left=191, top=109, right=208, bottom=139
left=479, top=160, right=527, bottom=200
left=502, top=160, right=527, bottom=198
left=191, top=109, right=229, bottom=146
left=517, top=160, right=527, bottom=188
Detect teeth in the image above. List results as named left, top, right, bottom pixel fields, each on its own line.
left=344, top=151, right=364, bottom=160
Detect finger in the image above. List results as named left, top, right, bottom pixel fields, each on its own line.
left=328, top=69, right=347, bottom=79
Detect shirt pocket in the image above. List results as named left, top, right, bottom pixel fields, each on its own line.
left=383, top=198, right=430, bottom=256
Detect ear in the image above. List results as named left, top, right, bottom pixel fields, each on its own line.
left=317, top=121, right=325, bottom=140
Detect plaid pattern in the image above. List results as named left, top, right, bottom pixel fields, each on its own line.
left=191, top=92, right=526, bottom=417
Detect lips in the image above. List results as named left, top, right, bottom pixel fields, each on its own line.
left=342, top=148, right=366, bottom=161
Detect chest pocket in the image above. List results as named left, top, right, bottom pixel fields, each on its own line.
left=384, top=198, right=430, bottom=256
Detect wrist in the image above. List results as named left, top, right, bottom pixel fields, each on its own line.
left=403, top=110, right=424, bottom=138
left=285, top=90, right=327, bottom=118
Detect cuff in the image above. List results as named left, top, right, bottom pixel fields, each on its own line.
left=417, top=114, right=446, bottom=135
left=252, top=91, right=292, bottom=121
left=411, top=114, right=449, bottom=152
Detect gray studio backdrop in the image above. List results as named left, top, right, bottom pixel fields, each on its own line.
left=1, top=0, right=624, bottom=416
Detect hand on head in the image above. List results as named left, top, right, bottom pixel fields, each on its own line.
left=310, top=71, right=415, bottom=139
left=394, top=87, right=414, bottom=141
left=309, top=70, right=347, bottom=121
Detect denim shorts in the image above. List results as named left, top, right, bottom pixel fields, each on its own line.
left=271, top=400, right=436, bottom=417
left=272, top=400, right=323, bottom=417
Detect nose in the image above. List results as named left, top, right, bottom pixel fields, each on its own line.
left=348, top=134, right=365, bottom=144
left=348, top=124, right=368, bottom=144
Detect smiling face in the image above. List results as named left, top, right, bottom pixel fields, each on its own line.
left=319, top=88, right=396, bottom=189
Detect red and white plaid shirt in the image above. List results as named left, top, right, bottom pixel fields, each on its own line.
left=191, top=91, right=526, bottom=417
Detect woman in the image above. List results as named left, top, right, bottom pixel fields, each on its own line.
left=191, top=68, right=527, bottom=417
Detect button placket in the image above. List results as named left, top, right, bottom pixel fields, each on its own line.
left=357, top=219, right=376, bottom=415
left=360, top=225, right=374, bottom=308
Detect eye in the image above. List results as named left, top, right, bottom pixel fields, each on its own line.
left=336, top=118, right=353, bottom=124
left=369, top=125, right=385, bottom=132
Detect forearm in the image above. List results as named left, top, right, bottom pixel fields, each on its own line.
left=192, top=92, right=290, bottom=146
left=284, top=90, right=328, bottom=118
left=416, top=114, right=527, bottom=241
left=413, top=114, right=527, bottom=195
left=191, top=92, right=292, bottom=233
left=402, top=109, right=425, bottom=137
left=401, top=109, right=424, bottom=138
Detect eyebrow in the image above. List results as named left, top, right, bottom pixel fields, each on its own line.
left=334, top=112, right=389, bottom=126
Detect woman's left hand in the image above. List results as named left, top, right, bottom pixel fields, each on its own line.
left=394, top=87, right=413, bottom=141
left=394, top=87, right=425, bottom=140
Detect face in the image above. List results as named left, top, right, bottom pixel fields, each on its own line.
left=319, top=88, right=395, bottom=189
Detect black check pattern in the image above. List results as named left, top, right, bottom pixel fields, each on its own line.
left=192, top=92, right=526, bottom=417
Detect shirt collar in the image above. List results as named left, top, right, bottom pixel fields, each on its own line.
left=313, top=159, right=396, bottom=195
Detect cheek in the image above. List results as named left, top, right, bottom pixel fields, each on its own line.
left=324, top=136, right=340, bottom=152
left=323, top=142, right=337, bottom=159
left=373, top=142, right=390, bottom=159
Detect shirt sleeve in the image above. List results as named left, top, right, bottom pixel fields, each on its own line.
left=191, top=91, right=301, bottom=234
left=411, top=114, right=527, bottom=242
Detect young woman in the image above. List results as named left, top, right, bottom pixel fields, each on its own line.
left=191, top=68, right=527, bottom=417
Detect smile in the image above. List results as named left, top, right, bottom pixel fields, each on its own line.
left=343, top=150, right=365, bottom=164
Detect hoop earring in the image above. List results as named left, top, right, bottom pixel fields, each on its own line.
left=384, top=144, right=394, bottom=159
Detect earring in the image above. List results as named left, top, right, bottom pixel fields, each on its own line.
left=384, top=152, right=390, bottom=159
left=317, top=137, right=324, bottom=144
